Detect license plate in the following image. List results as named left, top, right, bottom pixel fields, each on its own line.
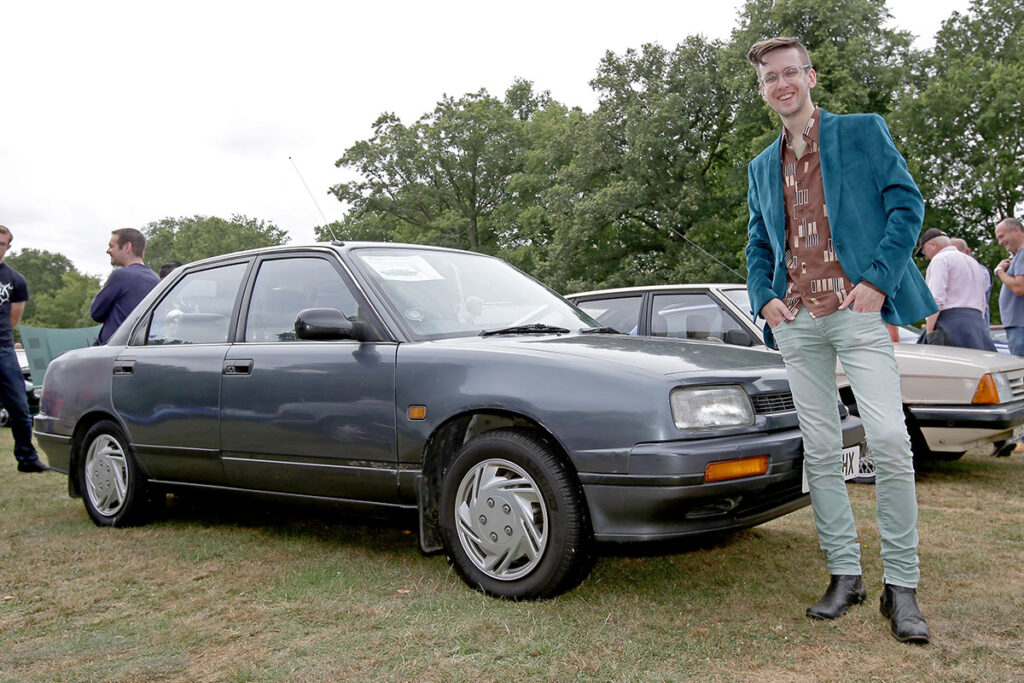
left=801, top=444, right=862, bottom=493
left=1013, top=424, right=1024, bottom=441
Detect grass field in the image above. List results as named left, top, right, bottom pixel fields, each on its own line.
left=1, top=430, right=1022, bottom=682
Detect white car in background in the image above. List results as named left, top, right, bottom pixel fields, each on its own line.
left=567, top=284, right=1024, bottom=461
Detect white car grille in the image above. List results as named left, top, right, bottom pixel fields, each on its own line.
left=1009, top=371, right=1024, bottom=400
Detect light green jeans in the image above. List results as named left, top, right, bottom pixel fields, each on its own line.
left=772, top=307, right=920, bottom=588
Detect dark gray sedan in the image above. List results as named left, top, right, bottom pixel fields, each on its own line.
left=34, top=243, right=863, bottom=599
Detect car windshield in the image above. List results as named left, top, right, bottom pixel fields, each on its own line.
left=722, top=287, right=758, bottom=328
left=352, top=247, right=599, bottom=340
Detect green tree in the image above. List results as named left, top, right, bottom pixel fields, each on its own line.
left=330, top=81, right=555, bottom=253
left=25, top=270, right=101, bottom=329
left=894, top=0, right=1024, bottom=242
left=6, top=248, right=77, bottom=321
left=539, top=37, right=742, bottom=292
left=142, top=215, right=290, bottom=268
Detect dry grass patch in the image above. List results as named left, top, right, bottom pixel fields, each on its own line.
left=1, top=431, right=1022, bottom=681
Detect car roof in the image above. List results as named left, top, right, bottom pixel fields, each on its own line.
left=567, top=284, right=745, bottom=298
left=180, top=241, right=488, bottom=270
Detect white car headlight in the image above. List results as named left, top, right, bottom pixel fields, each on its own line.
left=671, top=385, right=755, bottom=430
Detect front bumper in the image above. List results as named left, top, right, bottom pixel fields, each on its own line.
left=579, top=417, right=865, bottom=542
left=906, top=400, right=1024, bottom=452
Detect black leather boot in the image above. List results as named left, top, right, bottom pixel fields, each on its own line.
left=879, top=584, right=930, bottom=644
left=806, top=575, right=867, bottom=620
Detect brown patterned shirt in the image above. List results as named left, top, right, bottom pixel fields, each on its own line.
left=780, top=108, right=852, bottom=318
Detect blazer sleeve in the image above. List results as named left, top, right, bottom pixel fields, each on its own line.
left=745, top=160, right=777, bottom=323
left=856, top=115, right=924, bottom=296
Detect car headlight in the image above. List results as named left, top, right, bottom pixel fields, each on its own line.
left=671, top=385, right=755, bottom=430
left=973, top=372, right=1013, bottom=404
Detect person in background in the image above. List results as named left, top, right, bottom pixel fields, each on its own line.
left=0, top=225, right=47, bottom=472
left=745, top=36, right=934, bottom=644
left=90, top=228, right=160, bottom=345
left=917, top=228, right=995, bottom=350
left=994, top=217, right=1024, bottom=356
left=159, top=261, right=182, bottom=279
left=951, top=237, right=972, bottom=255
left=951, top=236, right=992, bottom=323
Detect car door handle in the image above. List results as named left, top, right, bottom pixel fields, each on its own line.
left=113, top=361, right=135, bottom=376
left=223, top=360, right=253, bottom=376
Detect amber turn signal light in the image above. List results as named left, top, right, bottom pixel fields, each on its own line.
left=972, top=374, right=1000, bottom=405
left=705, top=455, right=770, bottom=482
left=408, top=405, right=427, bottom=420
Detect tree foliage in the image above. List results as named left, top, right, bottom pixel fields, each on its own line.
left=331, top=82, right=551, bottom=253
left=7, top=248, right=99, bottom=330
left=24, top=270, right=100, bottom=329
left=143, top=214, right=290, bottom=269
left=894, top=0, right=1024, bottom=242
left=326, top=0, right=1018, bottom=299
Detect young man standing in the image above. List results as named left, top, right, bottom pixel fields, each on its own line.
left=90, top=228, right=160, bottom=345
left=745, top=37, right=936, bottom=644
left=0, top=225, right=47, bottom=472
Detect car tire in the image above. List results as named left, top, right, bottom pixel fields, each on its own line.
left=439, top=428, right=593, bottom=600
left=78, top=420, right=149, bottom=527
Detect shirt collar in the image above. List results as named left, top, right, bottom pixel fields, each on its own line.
left=781, top=107, right=821, bottom=149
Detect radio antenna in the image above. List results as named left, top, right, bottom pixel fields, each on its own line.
left=289, top=156, right=339, bottom=241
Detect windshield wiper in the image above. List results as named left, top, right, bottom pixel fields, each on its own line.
left=580, top=326, right=620, bottom=334
left=480, top=323, right=571, bottom=337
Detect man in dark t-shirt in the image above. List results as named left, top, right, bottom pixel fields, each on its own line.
left=90, top=228, right=160, bottom=344
left=0, top=225, right=47, bottom=472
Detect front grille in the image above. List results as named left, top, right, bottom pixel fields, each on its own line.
left=1009, top=372, right=1024, bottom=400
left=752, top=391, right=796, bottom=414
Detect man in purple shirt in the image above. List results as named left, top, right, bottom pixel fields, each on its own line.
left=90, top=228, right=160, bottom=344
left=918, top=228, right=996, bottom=351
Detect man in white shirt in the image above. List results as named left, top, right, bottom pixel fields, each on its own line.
left=918, top=228, right=996, bottom=351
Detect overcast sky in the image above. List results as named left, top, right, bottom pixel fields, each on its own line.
left=2, top=0, right=969, bottom=278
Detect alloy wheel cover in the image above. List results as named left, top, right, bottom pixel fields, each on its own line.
left=454, top=458, right=549, bottom=581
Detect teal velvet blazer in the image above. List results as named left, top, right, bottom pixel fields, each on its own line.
left=745, top=109, right=937, bottom=348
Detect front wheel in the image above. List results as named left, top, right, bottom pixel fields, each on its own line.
left=439, top=429, right=593, bottom=600
left=77, top=420, right=149, bottom=527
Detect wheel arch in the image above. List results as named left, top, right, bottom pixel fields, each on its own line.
left=415, top=409, right=581, bottom=554
left=67, top=410, right=132, bottom=498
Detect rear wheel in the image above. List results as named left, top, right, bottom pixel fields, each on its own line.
left=439, top=429, right=593, bottom=600
left=78, top=420, right=149, bottom=527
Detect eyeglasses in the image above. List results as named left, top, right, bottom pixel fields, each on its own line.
left=758, top=65, right=812, bottom=87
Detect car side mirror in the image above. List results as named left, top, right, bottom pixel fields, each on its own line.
left=723, top=328, right=757, bottom=347
left=294, top=308, right=363, bottom=341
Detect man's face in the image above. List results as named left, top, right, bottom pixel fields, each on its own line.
left=757, top=46, right=816, bottom=119
left=0, top=235, right=10, bottom=262
left=995, top=222, right=1024, bottom=254
left=107, top=234, right=129, bottom=267
left=921, top=239, right=941, bottom=260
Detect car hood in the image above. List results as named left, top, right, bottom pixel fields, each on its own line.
left=893, top=342, right=1024, bottom=377
left=436, top=332, right=788, bottom=377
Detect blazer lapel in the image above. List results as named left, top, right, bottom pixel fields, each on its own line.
left=765, top=135, right=785, bottom=251
left=819, top=109, right=842, bottom=220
